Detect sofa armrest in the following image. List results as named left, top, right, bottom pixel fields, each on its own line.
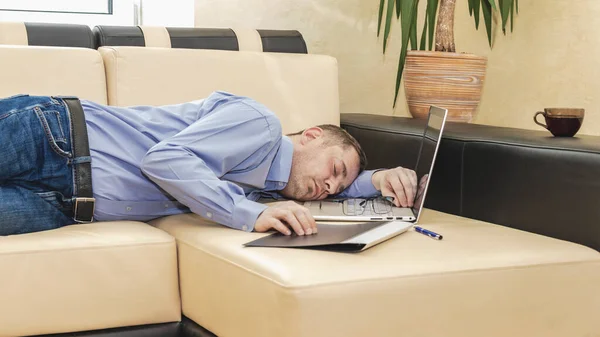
left=341, top=113, right=600, bottom=251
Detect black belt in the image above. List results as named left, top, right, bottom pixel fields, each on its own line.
left=62, top=97, right=95, bottom=222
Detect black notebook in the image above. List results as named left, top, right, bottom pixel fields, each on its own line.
left=244, top=221, right=412, bottom=252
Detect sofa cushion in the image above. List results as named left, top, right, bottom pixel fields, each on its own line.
left=257, top=29, right=308, bottom=53
left=165, top=27, right=238, bottom=51
left=0, top=221, right=181, bottom=337
left=0, top=21, right=28, bottom=45
left=93, top=26, right=146, bottom=48
left=0, top=45, right=107, bottom=104
left=230, top=28, right=263, bottom=52
left=0, top=22, right=95, bottom=48
left=99, top=46, right=339, bottom=133
left=150, top=209, right=600, bottom=337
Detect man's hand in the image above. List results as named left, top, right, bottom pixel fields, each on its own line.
left=254, top=201, right=317, bottom=236
left=371, top=167, right=418, bottom=207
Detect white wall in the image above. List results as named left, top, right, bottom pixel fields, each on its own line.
left=195, top=0, right=404, bottom=118
left=139, top=0, right=194, bottom=27
left=195, top=0, right=600, bottom=136
left=453, top=0, right=600, bottom=136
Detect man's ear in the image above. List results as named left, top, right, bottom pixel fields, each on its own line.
left=301, top=127, right=324, bottom=145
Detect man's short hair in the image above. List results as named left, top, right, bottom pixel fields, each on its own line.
left=287, top=124, right=368, bottom=172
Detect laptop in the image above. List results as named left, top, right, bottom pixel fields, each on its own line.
left=245, top=105, right=449, bottom=252
left=304, top=105, right=448, bottom=223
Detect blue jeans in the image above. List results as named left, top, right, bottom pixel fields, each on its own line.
left=0, top=94, right=77, bottom=235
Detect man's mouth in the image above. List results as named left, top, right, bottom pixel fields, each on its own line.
left=313, top=179, right=323, bottom=199
left=313, top=179, right=322, bottom=199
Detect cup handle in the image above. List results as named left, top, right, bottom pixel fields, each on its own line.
left=534, top=111, right=548, bottom=129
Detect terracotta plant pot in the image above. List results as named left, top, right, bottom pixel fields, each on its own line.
left=403, top=50, right=487, bottom=123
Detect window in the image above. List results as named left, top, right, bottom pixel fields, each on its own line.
left=0, top=0, right=195, bottom=28
left=0, top=0, right=134, bottom=26
left=0, top=0, right=112, bottom=14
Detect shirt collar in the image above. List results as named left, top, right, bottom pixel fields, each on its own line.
left=266, top=136, right=293, bottom=187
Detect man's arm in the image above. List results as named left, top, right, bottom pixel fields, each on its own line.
left=336, top=170, right=380, bottom=199
left=140, top=96, right=279, bottom=232
left=336, top=167, right=419, bottom=208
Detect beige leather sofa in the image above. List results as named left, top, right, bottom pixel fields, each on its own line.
left=0, top=44, right=599, bottom=337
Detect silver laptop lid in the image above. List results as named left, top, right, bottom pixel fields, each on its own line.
left=411, top=106, right=448, bottom=222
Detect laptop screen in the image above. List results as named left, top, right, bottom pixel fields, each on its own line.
left=411, top=106, right=448, bottom=221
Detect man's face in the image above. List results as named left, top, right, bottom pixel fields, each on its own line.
left=280, top=128, right=361, bottom=201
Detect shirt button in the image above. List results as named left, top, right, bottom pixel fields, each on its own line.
left=164, top=204, right=169, bottom=208
left=242, top=225, right=248, bottom=231
left=279, top=182, right=284, bottom=187
left=206, top=212, right=212, bottom=218
left=126, top=206, right=132, bottom=211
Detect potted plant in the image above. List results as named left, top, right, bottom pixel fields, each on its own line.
left=378, top=0, right=518, bottom=122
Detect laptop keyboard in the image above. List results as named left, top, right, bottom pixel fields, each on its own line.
left=343, top=198, right=393, bottom=216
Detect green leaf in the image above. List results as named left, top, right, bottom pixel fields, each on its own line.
left=473, top=0, right=481, bottom=29
left=516, top=0, right=519, bottom=14
left=498, top=0, right=504, bottom=33
left=499, top=0, right=511, bottom=34
left=482, top=0, right=493, bottom=47
left=383, top=0, right=396, bottom=53
left=510, top=0, right=515, bottom=32
left=394, top=0, right=419, bottom=107
left=468, top=0, right=481, bottom=30
left=419, top=0, right=437, bottom=50
left=420, top=13, right=428, bottom=50
left=396, top=0, right=401, bottom=19
left=486, top=0, right=497, bottom=11
left=409, top=0, right=419, bottom=50
left=377, top=0, right=385, bottom=36
left=427, top=0, right=438, bottom=51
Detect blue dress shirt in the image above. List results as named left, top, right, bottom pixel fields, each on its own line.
left=83, top=91, right=380, bottom=231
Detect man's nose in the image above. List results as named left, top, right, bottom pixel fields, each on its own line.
left=325, top=179, right=338, bottom=195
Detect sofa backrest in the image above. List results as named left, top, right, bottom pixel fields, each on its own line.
left=99, top=46, right=338, bottom=133
left=94, top=26, right=308, bottom=53
left=0, top=45, right=107, bottom=103
left=0, top=22, right=95, bottom=48
left=255, top=29, right=308, bottom=53
left=0, top=22, right=309, bottom=54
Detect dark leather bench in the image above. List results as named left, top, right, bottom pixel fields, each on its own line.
left=341, top=113, right=600, bottom=252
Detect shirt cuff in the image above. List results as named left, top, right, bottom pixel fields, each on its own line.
left=355, top=170, right=381, bottom=198
left=232, top=198, right=267, bottom=232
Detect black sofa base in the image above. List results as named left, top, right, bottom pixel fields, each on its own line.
left=38, top=317, right=216, bottom=337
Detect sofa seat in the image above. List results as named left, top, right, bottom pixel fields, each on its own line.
left=0, top=221, right=181, bottom=337
left=150, top=209, right=600, bottom=337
